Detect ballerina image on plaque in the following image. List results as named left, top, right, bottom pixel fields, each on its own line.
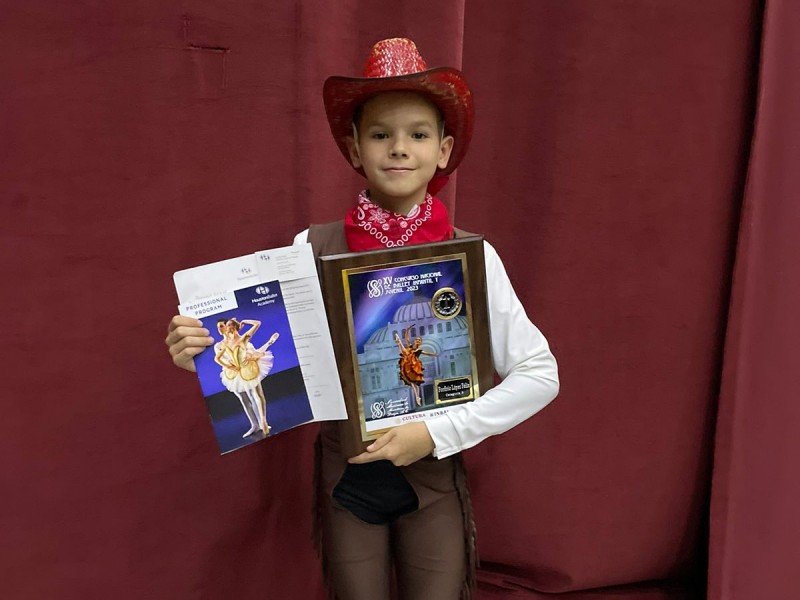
left=395, top=327, right=438, bottom=407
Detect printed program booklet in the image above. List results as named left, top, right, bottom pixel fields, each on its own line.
left=174, top=244, right=347, bottom=454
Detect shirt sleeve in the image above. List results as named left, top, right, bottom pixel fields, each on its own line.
left=424, top=240, right=560, bottom=459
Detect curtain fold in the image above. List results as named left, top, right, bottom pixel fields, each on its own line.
left=458, top=1, right=758, bottom=595
left=708, top=1, right=800, bottom=598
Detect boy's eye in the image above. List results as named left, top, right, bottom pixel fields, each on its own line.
left=411, top=132, right=429, bottom=140
left=371, top=132, right=389, bottom=140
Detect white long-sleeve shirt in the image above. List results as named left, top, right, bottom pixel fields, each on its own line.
left=293, top=229, right=559, bottom=459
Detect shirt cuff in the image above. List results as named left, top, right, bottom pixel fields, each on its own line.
left=425, top=414, right=463, bottom=459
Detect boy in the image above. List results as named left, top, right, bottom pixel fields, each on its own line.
left=166, top=38, right=559, bottom=600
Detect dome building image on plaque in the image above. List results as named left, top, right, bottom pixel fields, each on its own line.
left=357, top=293, right=473, bottom=420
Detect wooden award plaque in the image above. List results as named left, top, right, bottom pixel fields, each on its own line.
left=319, top=237, right=494, bottom=458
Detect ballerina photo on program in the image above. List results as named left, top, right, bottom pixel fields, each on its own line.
left=214, top=318, right=279, bottom=437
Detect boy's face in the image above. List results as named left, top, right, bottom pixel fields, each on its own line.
left=347, top=91, right=454, bottom=215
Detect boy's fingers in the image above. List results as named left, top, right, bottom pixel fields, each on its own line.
left=165, top=326, right=211, bottom=347
left=168, top=336, right=213, bottom=357
left=172, top=349, right=199, bottom=372
left=366, top=430, right=395, bottom=452
left=348, top=447, right=391, bottom=464
left=167, top=315, right=202, bottom=332
left=164, top=316, right=207, bottom=373
left=347, top=451, right=376, bottom=464
left=349, top=433, right=390, bottom=462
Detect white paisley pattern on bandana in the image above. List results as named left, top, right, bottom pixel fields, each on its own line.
left=354, top=190, right=433, bottom=248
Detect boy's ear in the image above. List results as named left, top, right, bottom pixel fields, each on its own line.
left=345, top=136, right=362, bottom=169
left=437, top=135, right=455, bottom=170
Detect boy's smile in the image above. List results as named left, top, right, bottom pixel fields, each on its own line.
left=347, top=91, right=454, bottom=215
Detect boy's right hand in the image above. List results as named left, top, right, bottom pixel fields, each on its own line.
left=165, top=316, right=215, bottom=373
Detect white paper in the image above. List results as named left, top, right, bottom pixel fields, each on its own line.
left=173, top=254, right=260, bottom=306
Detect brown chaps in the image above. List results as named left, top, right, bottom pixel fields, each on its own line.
left=314, top=423, right=477, bottom=600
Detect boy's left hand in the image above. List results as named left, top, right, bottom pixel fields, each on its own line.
left=348, top=422, right=435, bottom=467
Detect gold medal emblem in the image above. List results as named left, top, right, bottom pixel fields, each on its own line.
left=431, top=287, right=462, bottom=320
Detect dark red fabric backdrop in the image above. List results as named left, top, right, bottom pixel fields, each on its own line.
left=708, top=1, right=800, bottom=598
left=457, top=2, right=759, bottom=597
left=2, top=1, right=796, bottom=599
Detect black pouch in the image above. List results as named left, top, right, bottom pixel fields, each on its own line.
left=332, top=461, right=419, bottom=525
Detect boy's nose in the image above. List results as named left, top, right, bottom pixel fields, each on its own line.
left=389, top=140, right=408, bottom=157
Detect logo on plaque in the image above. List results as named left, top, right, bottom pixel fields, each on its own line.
left=431, top=287, right=463, bottom=320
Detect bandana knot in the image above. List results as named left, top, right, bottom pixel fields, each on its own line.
left=345, top=191, right=453, bottom=251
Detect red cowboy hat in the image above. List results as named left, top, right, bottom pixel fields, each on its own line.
left=323, top=38, right=474, bottom=177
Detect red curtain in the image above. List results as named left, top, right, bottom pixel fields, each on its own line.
left=2, top=1, right=795, bottom=599
left=458, top=1, right=759, bottom=596
left=707, top=1, right=800, bottom=599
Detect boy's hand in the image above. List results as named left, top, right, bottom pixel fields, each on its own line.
left=348, top=422, right=435, bottom=467
left=165, top=315, right=215, bottom=372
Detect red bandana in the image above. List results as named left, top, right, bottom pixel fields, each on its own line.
left=344, top=191, right=454, bottom=251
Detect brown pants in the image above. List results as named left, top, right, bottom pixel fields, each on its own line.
left=321, top=488, right=466, bottom=600
left=315, top=426, right=476, bottom=600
